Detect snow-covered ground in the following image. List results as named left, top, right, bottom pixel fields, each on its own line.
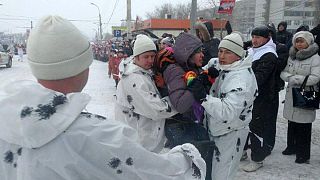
left=1, top=56, right=320, bottom=180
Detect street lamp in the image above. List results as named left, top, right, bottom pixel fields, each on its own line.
left=92, top=28, right=98, bottom=41
left=90, top=2, right=103, bottom=41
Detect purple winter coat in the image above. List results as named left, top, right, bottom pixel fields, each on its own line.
left=163, top=32, right=203, bottom=121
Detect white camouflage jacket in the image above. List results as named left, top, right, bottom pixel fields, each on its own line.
left=115, top=61, right=178, bottom=152
left=202, top=55, right=258, bottom=136
left=0, top=80, right=205, bottom=180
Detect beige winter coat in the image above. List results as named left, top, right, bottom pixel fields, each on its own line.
left=280, top=43, right=320, bottom=123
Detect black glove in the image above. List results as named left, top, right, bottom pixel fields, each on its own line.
left=207, top=66, right=219, bottom=78
left=198, top=73, right=212, bottom=94
left=188, top=76, right=207, bottom=102
left=243, top=40, right=252, bottom=50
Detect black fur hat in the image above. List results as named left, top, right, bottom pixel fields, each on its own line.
left=251, top=26, right=270, bottom=38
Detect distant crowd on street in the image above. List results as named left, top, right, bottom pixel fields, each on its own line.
left=1, top=14, right=320, bottom=180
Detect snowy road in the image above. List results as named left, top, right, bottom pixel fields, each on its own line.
left=1, top=56, right=320, bottom=180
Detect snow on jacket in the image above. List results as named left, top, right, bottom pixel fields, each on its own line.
left=280, top=43, right=320, bottom=123
left=202, top=54, right=258, bottom=136
left=163, top=32, right=203, bottom=120
left=115, top=61, right=178, bottom=152
left=0, top=80, right=205, bottom=180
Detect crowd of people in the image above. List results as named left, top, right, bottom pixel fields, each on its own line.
left=0, top=14, right=320, bottom=180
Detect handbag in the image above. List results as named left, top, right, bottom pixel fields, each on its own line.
left=292, top=75, right=320, bottom=110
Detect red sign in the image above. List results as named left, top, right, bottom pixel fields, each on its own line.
left=217, top=0, right=236, bottom=15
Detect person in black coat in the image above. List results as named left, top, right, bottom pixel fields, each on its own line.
left=267, top=23, right=289, bottom=92
left=276, top=21, right=293, bottom=49
left=242, top=26, right=279, bottom=172
left=310, top=24, right=320, bottom=55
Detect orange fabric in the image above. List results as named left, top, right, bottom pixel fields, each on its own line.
left=183, top=71, right=197, bottom=86
left=153, top=49, right=175, bottom=88
left=154, top=74, right=166, bottom=88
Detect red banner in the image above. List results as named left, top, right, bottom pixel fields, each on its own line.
left=217, top=0, right=236, bottom=15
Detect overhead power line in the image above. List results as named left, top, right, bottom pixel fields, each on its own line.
left=106, top=0, right=120, bottom=27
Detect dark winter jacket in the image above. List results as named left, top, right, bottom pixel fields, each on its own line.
left=249, top=40, right=279, bottom=136
left=310, top=24, right=320, bottom=55
left=276, top=21, right=293, bottom=49
left=275, top=42, right=289, bottom=91
left=202, top=38, right=220, bottom=66
left=163, top=32, right=203, bottom=121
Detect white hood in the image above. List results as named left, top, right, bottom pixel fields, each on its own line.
left=0, top=80, right=90, bottom=148
left=216, top=52, right=253, bottom=71
left=121, top=60, right=154, bottom=77
left=249, top=38, right=278, bottom=62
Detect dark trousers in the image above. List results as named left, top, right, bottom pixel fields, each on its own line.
left=263, top=95, right=279, bottom=153
left=115, top=79, right=119, bottom=87
left=248, top=95, right=279, bottom=162
left=286, top=121, right=312, bottom=160
left=248, top=132, right=270, bottom=162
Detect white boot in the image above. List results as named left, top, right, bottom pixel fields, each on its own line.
left=242, top=161, right=263, bottom=172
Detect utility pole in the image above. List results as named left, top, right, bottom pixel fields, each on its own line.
left=99, top=11, right=103, bottom=40
left=31, top=21, right=33, bottom=29
left=127, top=0, right=132, bottom=39
left=315, top=0, right=320, bottom=25
left=264, top=0, right=271, bottom=24
left=190, top=0, right=197, bottom=35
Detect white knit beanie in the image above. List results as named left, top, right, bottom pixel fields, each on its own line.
left=133, top=34, right=156, bottom=57
left=27, top=15, right=93, bottom=80
left=218, top=33, right=245, bottom=58
left=293, top=31, right=314, bottom=45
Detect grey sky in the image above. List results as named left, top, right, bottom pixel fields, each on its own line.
left=0, top=0, right=213, bottom=39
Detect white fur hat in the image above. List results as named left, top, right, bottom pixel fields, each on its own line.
left=218, top=33, right=245, bottom=58
left=27, top=15, right=93, bottom=80
left=133, top=34, right=156, bottom=57
left=293, top=31, right=314, bottom=45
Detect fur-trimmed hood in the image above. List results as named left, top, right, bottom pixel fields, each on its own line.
left=289, top=43, right=319, bottom=60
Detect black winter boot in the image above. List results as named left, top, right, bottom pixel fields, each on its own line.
left=282, top=147, right=296, bottom=155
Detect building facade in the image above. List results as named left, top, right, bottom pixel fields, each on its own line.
left=231, top=0, right=256, bottom=39
left=254, top=0, right=318, bottom=33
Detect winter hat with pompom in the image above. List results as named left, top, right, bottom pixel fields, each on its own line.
left=27, top=15, right=93, bottom=80
left=293, top=31, right=314, bottom=45
left=133, top=34, right=156, bottom=57
left=218, top=33, right=245, bottom=58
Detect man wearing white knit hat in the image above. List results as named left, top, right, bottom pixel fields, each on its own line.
left=202, top=33, right=258, bottom=180
left=115, top=34, right=179, bottom=153
left=0, top=16, right=206, bottom=180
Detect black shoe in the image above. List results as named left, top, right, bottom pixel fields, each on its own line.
left=295, top=157, right=310, bottom=164
left=282, top=148, right=296, bottom=155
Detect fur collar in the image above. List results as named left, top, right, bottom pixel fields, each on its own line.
left=289, top=43, right=319, bottom=60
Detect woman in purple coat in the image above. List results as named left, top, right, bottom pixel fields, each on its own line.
left=162, top=32, right=219, bottom=180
